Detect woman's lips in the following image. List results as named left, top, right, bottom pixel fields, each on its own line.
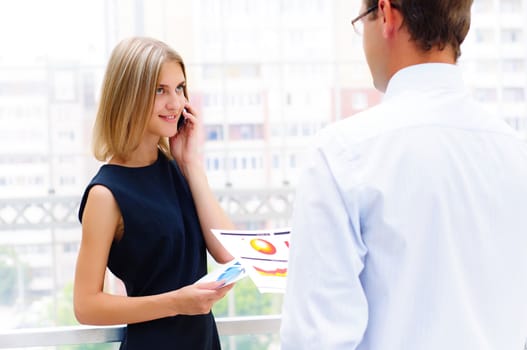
left=159, top=114, right=177, bottom=122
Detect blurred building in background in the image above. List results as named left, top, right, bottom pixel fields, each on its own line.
left=0, top=0, right=525, bottom=345
left=462, top=0, right=527, bottom=133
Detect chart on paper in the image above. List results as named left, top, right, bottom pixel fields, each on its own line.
left=211, top=228, right=291, bottom=293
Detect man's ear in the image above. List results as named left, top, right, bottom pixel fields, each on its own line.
left=379, top=0, right=400, bottom=38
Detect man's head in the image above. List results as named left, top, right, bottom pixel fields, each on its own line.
left=356, top=0, right=473, bottom=91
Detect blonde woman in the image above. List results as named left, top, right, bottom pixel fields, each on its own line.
left=74, top=37, right=234, bottom=349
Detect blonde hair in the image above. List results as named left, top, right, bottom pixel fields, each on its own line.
left=92, top=37, right=188, bottom=161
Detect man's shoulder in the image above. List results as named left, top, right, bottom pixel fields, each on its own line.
left=316, top=101, right=401, bottom=149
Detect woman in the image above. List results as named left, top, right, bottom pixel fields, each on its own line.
left=74, top=37, right=234, bottom=349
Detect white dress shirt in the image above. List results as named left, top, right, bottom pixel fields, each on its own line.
left=281, top=63, right=527, bottom=350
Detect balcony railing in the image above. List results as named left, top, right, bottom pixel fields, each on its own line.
left=0, top=188, right=295, bottom=230
left=0, top=315, right=282, bottom=348
left=0, top=191, right=291, bottom=348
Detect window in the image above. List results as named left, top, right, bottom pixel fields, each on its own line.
left=505, top=116, right=527, bottom=131
left=203, top=93, right=221, bottom=107
left=59, top=175, right=76, bottom=186
left=229, top=124, right=264, bottom=140
left=474, top=28, right=495, bottom=44
left=52, top=70, right=78, bottom=102
left=475, top=60, right=498, bottom=73
left=503, top=87, right=525, bottom=102
left=502, top=59, right=524, bottom=73
left=226, top=64, right=261, bottom=79
left=82, top=72, right=96, bottom=108
left=205, top=124, right=224, bottom=140
left=501, top=28, right=523, bottom=44
left=500, top=0, right=522, bottom=12
left=206, top=156, right=221, bottom=171
left=473, top=0, right=493, bottom=12
left=272, top=154, right=280, bottom=169
left=474, top=88, right=497, bottom=102
left=287, top=124, right=299, bottom=137
left=289, top=154, right=296, bottom=168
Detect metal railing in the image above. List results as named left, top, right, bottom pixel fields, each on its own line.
left=0, top=188, right=295, bottom=230
left=0, top=192, right=290, bottom=348
left=0, top=315, right=282, bottom=348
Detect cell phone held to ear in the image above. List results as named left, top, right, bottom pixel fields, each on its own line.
left=177, top=109, right=186, bottom=132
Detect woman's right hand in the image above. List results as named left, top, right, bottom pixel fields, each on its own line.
left=167, top=281, right=234, bottom=316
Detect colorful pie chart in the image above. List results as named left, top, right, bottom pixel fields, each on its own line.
left=250, top=238, right=276, bottom=255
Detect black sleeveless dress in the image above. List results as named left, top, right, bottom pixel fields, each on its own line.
left=78, top=151, right=221, bottom=349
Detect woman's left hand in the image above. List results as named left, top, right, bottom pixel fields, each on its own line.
left=169, top=103, right=203, bottom=169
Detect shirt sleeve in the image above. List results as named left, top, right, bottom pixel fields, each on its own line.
left=280, top=143, right=369, bottom=350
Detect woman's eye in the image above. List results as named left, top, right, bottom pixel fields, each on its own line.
left=155, top=87, right=165, bottom=95
left=176, top=85, right=185, bottom=94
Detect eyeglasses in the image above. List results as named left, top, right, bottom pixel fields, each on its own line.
left=351, top=5, right=378, bottom=35
left=351, top=3, right=400, bottom=36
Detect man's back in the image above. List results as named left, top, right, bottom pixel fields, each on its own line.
left=281, top=64, right=527, bottom=349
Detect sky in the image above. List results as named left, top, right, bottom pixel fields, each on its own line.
left=0, top=0, right=106, bottom=65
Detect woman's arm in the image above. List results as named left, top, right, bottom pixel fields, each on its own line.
left=73, top=185, right=231, bottom=325
left=169, top=105, right=235, bottom=264
left=182, top=162, right=235, bottom=264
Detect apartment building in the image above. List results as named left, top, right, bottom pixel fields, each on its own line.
left=462, top=0, right=527, bottom=135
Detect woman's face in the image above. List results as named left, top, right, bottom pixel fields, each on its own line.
left=147, top=61, right=187, bottom=139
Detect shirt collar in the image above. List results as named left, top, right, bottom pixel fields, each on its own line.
left=383, top=63, right=467, bottom=102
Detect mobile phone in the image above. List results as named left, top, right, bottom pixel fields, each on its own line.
left=177, top=108, right=186, bottom=131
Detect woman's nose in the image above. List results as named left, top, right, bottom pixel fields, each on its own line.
left=166, top=94, right=184, bottom=110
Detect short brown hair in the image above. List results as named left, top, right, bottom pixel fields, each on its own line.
left=366, top=0, right=473, bottom=59
left=92, top=37, right=188, bottom=162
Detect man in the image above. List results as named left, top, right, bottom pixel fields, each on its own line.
left=280, top=1, right=527, bottom=349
